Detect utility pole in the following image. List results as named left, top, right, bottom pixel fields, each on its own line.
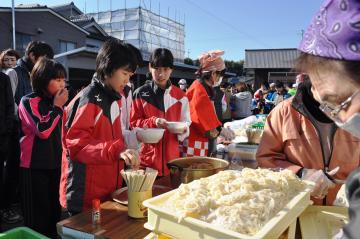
left=12, top=0, right=16, bottom=49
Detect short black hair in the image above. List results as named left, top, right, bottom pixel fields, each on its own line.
left=275, top=80, right=284, bottom=88
left=286, top=82, right=293, bottom=88
left=25, top=41, right=54, bottom=59
left=96, top=38, right=138, bottom=83
left=126, top=43, right=143, bottom=67
left=30, top=58, right=66, bottom=96
left=150, top=48, right=174, bottom=68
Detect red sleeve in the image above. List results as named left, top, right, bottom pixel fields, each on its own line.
left=190, top=86, right=221, bottom=134
left=65, top=103, right=125, bottom=165
left=130, top=97, right=157, bottom=128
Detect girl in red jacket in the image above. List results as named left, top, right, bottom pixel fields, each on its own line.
left=131, top=48, right=191, bottom=176
left=60, top=38, right=140, bottom=215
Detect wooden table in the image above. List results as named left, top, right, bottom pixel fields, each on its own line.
left=57, top=177, right=173, bottom=239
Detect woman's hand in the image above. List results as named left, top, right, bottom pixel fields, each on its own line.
left=302, top=168, right=338, bottom=199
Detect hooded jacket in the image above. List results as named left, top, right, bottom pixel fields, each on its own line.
left=256, top=81, right=360, bottom=205
left=231, top=91, right=252, bottom=119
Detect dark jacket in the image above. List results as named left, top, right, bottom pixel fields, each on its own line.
left=343, top=168, right=360, bottom=239
left=14, top=57, right=33, bottom=105
left=0, top=72, right=15, bottom=151
left=60, top=77, right=126, bottom=212
left=18, top=92, right=63, bottom=169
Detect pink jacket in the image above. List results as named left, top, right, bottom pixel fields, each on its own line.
left=256, top=95, right=360, bottom=205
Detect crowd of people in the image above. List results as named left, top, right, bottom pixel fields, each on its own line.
left=0, top=39, right=237, bottom=237
left=0, top=0, right=359, bottom=238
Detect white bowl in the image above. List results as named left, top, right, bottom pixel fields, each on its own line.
left=166, top=121, right=188, bottom=134
left=137, top=128, right=165, bottom=143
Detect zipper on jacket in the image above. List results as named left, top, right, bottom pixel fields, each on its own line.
left=162, top=111, right=165, bottom=176
left=310, top=120, right=337, bottom=205
left=110, top=102, right=120, bottom=190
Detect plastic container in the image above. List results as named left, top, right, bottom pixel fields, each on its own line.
left=0, top=227, right=49, bottom=239
left=143, top=182, right=313, bottom=239
left=299, top=206, right=348, bottom=239
left=228, top=143, right=258, bottom=161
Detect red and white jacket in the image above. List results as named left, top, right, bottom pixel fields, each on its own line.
left=130, top=81, right=191, bottom=176
left=120, top=83, right=139, bottom=149
left=60, top=78, right=125, bottom=212
left=183, top=79, right=222, bottom=157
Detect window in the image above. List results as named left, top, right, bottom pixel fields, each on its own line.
left=15, top=32, right=32, bottom=53
left=59, top=40, right=76, bottom=53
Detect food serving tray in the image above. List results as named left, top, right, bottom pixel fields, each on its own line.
left=143, top=182, right=312, bottom=239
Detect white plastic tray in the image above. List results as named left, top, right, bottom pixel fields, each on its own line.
left=143, top=182, right=312, bottom=239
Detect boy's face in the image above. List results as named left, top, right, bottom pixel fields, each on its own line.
left=3, top=55, right=17, bottom=68
left=106, top=67, right=134, bottom=94
left=276, top=87, right=284, bottom=94
left=149, top=64, right=173, bottom=88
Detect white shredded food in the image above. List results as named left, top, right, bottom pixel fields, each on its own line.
left=164, top=168, right=306, bottom=236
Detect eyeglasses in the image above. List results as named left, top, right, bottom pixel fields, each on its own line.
left=319, top=88, right=360, bottom=124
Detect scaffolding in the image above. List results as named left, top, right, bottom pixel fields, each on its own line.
left=87, top=7, right=185, bottom=62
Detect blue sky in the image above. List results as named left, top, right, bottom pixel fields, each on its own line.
left=2, top=0, right=323, bottom=61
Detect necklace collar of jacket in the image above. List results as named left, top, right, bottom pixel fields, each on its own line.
left=151, top=79, right=171, bottom=94
left=92, top=76, right=121, bottom=101
left=291, top=80, right=333, bottom=124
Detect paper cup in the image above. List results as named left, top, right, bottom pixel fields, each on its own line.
left=128, top=190, right=152, bottom=218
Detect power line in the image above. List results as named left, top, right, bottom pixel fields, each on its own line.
left=184, top=0, right=271, bottom=48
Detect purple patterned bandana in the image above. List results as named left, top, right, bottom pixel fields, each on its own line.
left=299, top=0, right=360, bottom=61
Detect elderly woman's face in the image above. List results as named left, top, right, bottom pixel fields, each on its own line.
left=309, top=62, right=360, bottom=123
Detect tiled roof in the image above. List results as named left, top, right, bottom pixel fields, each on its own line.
left=70, top=15, right=93, bottom=27
left=16, top=4, right=47, bottom=8
left=51, top=2, right=83, bottom=15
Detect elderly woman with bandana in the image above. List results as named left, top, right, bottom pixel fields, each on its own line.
left=182, top=50, right=235, bottom=157
left=292, top=0, right=360, bottom=237
left=256, top=0, right=360, bottom=206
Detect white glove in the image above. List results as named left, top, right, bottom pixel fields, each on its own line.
left=302, top=167, right=338, bottom=199
left=220, top=127, right=236, bottom=141
left=333, top=184, right=349, bottom=207
left=120, top=149, right=140, bottom=169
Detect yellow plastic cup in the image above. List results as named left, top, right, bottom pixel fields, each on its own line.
left=128, top=190, right=152, bottom=218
